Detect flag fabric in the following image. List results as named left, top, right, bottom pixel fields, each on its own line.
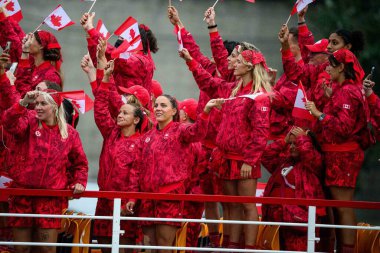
left=111, top=40, right=134, bottom=59
left=59, top=90, right=94, bottom=114
left=292, top=81, right=315, bottom=121
left=96, top=19, right=111, bottom=40
left=291, top=0, right=315, bottom=15
left=175, top=25, right=183, bottom=51
left=114, top=16, right=140, bottom=42
left=44, top=5, right=75, bottom=31
left=0, top=0, right=23, bottom=22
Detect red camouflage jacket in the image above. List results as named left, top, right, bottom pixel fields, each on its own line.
left=2, top=103, right=88, bottom=189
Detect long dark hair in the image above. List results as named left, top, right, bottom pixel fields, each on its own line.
left=34, top=31, right=61, bottom=62
left=159, top=94, right=179, bottom=122
left=335, top=29, right=364, bottom=56
left=328, top=54, right=356, bottom=81
left=139, top=25, right=159, bottom=54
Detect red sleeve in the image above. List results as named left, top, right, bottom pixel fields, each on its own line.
left=87, top=28, right=115, bottom=67
left=209, top=31, right=234, bottom=81
left=367, top=93, right=380, bottom=140
left=108, top=83, right=124, bottom=119
left=127, top=138, right=142, bottom=197
left=181, top=28, right=216, bottom=75
left=261, top=138, right=287, bottom=174
left=2, top=102, right=29, bottom=137
left=298, top=24, right=314, bottom=63
left=179, top=112, right=209, bottom=143
left=94, top=82, right=117, bottom=138
left=68, top=130, right=89, bottom=188
left=282, top=49, right=327, bottom=89
left=271, top=83, right=298, bottom=111
left=0, top=73, right=20, bottom=110
left=0, top=17, right=23, bottom=62
left=186, top=59, right=232, bottom=99
left=14, top=61, right=35, bottom=97
left=243, top=98, right=271, bottom=167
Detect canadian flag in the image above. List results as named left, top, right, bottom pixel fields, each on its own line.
left=44, top=5, right=75, bottom=31
left=113, top=16, right=143, bottom=52
left=174, top=25, right=183, bottom=51
left=96, top=19, right=111, bottom=40
left=291, top=0, right=315, bottom=15
left=59, top=90, right=94, bottom=114
left=0, top=0, right=23, bottom=22
left=292, top=81, right=315, bottom=121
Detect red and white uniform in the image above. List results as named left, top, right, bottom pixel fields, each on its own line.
left=261, top=136, right=325, bottom=251
left=129, top=113, right=209, bottom=226
left=209, top=31, right=235, bottom=82
left=0, top=14, right=24, bottom=63
left=93, top=82, right=140, bottom=239
left=2, top=102, right=88, bottom=228
left=187, top=59, right=270, bottom=179
left=367, top=92, right=380, bottom=140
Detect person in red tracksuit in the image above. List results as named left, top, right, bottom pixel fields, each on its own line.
left=2, top=90, right=88, bottom=253
left=126, top=95, right=223, bottom=253
left=80, top=12, right=158, bottom=94
left=94, top=62, right=144, bottom=253
left=305, top=49, right=369, bottom=253
left=261, top=126, right=326, bottom=251
left=178, top=98, right=207, bottom=250
left=180, top=48, right=272, bottom=249
left=363, top=78, right=380, bottom=140
left=15, top=30, right=62, bottom=97
left=0, top=6, right=24, bottom=63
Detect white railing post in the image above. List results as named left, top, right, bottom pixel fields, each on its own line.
left=112, top=198, right=122, bottom=253
left=307, top=205, right=317, bottom=253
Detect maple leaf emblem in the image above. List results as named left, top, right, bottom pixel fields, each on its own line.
left=301, top=97, right=306, bottom=103
left=129, top=28, right=136, bottom=40
left=5, top=1, right=15, bottom=12
left=50, top=14, right=62, bottom=27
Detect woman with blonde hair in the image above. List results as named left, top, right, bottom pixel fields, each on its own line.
left=180, top=48, right=271, bottom=249
left=2, top=90, right=88, bottom=253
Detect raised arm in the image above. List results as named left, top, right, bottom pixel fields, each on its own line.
left=0, top=53, right=20, bottom=109
left=297, top=6, right=315, bottom=62
left=0, top=7, right=23, bottom=63
left=94, top=61, right=117, bottom=138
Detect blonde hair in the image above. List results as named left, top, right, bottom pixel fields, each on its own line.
left=238, top=41, right=261, bottom=53
left=230, top=56, right=272, bottom=97
left=39, top=92, right=68, bottom=139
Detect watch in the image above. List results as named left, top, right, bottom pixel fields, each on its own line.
left=318, top=113, right=326, bottom=121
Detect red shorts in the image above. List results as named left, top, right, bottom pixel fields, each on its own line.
left=8, top=196, right=67, bottom=229
left=139, top=184, right=185, bottom=227
left=324, top=149, right=364, bottom=188
left=93, top=198, right=137, bottom=239
left=220, top=159, right=261, bottom=180
left=200, top=169, right=223, bottom=195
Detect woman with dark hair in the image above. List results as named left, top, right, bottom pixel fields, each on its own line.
left=16, top=31, right=63, bottom=97
left=305, top=49, right=369, bottom=253
left=2, top=90, right=88, bottom=253
left=261, top=126, right=325, bottom=251
left=80, top=13, right=158, bottom=94
left=126, top=94, right=223, bottom=252
left=93, top=61, right=144, bottom=253
left=180, top=48, right=272, bottom=250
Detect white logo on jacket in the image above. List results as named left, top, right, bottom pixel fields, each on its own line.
left=343, top=104, right=351, bottom=109
left=35, top=130, right=41, bottom=137
left=261, top=106, right=268, bottom=112
left=145, top=137, right=150, bottom=143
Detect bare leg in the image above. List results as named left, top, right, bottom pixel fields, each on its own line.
left=155, top=224, right=178, bottom=253
left=97, top=237, right=112, bottom=253
left=329, top=186, right=356, bottom=247
left=36, top=228, right=58, bottom=253
left=142, top=225, right=157, bottom=253
left=223, top=180, right=243, bottom=244
left=120, top=237, right=135, bottom=253
left=238, top=179, right=259, bottom=246
left=13, top=227, right=32, bottom=253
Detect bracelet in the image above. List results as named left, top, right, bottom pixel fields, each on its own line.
left=298, top=21, right=306, bottom=25
left=207, top=24, right=217, bottom=29
left=22, top=51, right=30, bottom=54
left=318, top=113, right=326, bottom=121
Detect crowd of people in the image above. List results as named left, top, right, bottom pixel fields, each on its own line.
left=0, top=2, right=379, bottom=253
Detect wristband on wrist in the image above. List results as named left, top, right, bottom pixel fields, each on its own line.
left=22, top=51, right=30, bottom=54
left=318, top=113, right=326, bottom=121
left=298, top=21, right=306, bottom=25
left=207, top=24, right=217, bottom=29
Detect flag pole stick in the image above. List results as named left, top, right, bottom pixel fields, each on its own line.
left=169, top=0, right=172, bottom=6
left=285, top=14, right=292, bottom=26
left=88, top=0, right=97, bottom=13
left=32, top=22, right=44, bottom=33
left=203, top=0, right=220, bottom=21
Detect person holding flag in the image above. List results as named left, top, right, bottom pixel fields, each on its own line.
left=180, top=48, right=272, bottom=250
left=2, top=89, right=88, bottom=253
left=305, top=49, right=370, bottom=253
